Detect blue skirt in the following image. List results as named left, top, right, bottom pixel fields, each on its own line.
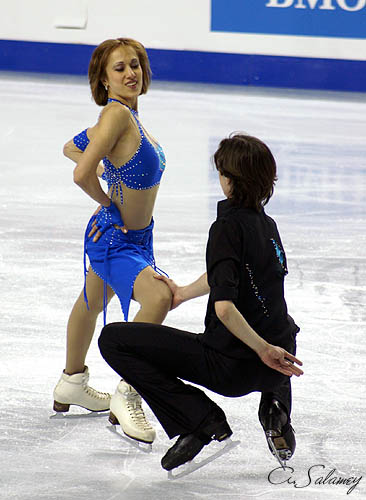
left=83, top=215, right=166, bottom=324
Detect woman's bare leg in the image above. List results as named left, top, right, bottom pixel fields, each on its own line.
left=64, top=265, right=169, bottom=375
left=53, top=268, right=115, bottom=413
left=132, top=266, right=172, bottom=324
left=65, top=267, right=114, bottom=374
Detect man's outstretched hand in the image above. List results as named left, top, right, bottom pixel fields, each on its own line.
left=259, top=344, right=304, bottom=377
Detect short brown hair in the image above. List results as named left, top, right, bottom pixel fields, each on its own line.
left=88, top=38, right=152, bottom=106
left=214, top=134, right=277, bottom=211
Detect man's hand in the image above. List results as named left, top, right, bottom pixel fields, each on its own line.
left=153, top=275, right=185, bottom=310
left=258, top=344, right=304, bottom=377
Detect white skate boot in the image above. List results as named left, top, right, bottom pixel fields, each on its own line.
left=53, top=366, right=111, bottom=412
left=109, top=381, right=156, bottom=444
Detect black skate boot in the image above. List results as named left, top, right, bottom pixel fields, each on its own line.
left=161, top=408, right=233, bottom=471
left=259, top=398, right=295, bottom=469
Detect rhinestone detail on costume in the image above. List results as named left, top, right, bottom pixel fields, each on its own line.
left=73, top=129, right=89, bottom=151
left=101, top=99, right=166, bottom=204
left=72, top=100, right=166, bottom=205
left=245, top=263, right=269, bottom=317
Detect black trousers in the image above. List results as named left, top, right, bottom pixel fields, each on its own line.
left=98, top=322, right=295, bottom=439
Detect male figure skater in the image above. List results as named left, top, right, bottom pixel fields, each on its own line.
left=98, top=134, right=304, bottom=471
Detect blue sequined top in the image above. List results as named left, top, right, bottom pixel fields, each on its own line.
left=73, top=98, right=166, bottom=203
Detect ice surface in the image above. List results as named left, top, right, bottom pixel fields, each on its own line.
left=0, top=72, right=365, bottom=499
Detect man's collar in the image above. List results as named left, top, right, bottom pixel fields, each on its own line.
left=217, top=198, right=235, bottom=217
left=217, top=198, right=264, bottom=217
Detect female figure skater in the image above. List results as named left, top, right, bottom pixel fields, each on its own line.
left=53, top=38, right=171, bottom=444
left=98, top=134, right=303, bottom=470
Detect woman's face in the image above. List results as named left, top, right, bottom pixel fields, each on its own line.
left=103, top=45, right=143, bottom=103
left=219, top=171, right=232, bottom=198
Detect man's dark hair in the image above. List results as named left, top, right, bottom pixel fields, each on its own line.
left=214, top=133, right=278, bottom=212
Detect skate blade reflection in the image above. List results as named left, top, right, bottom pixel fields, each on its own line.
left=167, top=438, right=240, bottom=480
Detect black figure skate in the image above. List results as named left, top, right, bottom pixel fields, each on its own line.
left=259, top=398, right=295, bottom=470
left=161, top=409, right=233, bottom=471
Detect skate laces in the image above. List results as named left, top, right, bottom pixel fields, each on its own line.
left=82, top=381, right=110, bottom=400
left=125, top=392, right=153, bottom=430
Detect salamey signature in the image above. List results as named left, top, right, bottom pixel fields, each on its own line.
left=268, top=464, right=363, bottom=495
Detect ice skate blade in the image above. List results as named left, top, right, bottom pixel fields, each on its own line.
left=107, top=424, right=153, bottom=453
left=167, top=439, right=240, bottom=480
left=53, top=400, right=109, bottom=414
left=266, top=434, right=292, bottom=470
left=50, top=409, right=108, bottom=420
left=50, top=413, right=107, bottom=421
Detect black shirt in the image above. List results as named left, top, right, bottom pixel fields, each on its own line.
left=201, top=199, right=299, bottom=359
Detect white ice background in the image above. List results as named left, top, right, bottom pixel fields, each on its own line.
left=0, top=73, right=365, bottom=500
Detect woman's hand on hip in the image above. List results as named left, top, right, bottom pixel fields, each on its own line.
left=88, top=205, right=128, bottom=242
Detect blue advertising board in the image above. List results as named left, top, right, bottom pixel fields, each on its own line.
left=1, top=38, right=366, bottom=91
left=211, top=0, right=366, bottom=39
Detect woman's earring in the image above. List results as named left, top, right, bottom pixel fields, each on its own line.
left=104, top=84, right=108, bottom=91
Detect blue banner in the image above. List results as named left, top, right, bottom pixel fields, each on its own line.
left=211, top=0, right=366, bottom=39
left=1, top=40, right=366, bottom=91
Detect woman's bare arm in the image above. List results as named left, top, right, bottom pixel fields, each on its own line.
left=63, top=139, right=105, bottom=178
left=73, top=106, right=129, bottom=206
